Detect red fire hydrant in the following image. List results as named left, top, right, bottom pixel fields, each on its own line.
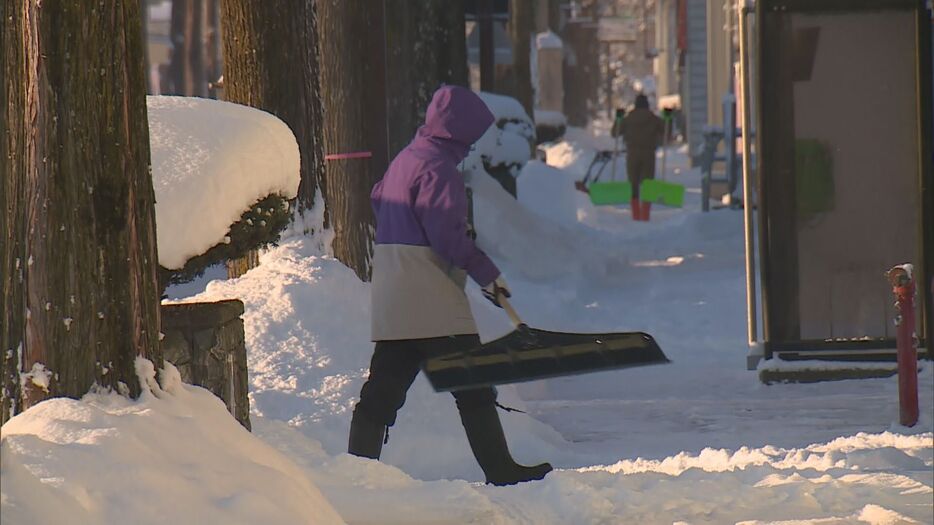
left=886, top=265, right=919, bottom=427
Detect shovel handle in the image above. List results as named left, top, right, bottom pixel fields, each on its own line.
left=497, top=292, right=525, bottom=328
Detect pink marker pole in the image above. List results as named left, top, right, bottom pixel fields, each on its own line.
left=887, top=265, right=919, bottom=427
left=325, top=151, right=372, bottom=161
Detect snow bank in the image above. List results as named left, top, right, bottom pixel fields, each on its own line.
left=469, top=168, right=627, bottom=284
left=516, top=160, right=592, bottom=227
left=148, top=96, right=300, bottom=269
left=534, top=109, right=567, bottom=128
left=0, top=361, right=342, bottom=525
left=172, top=237, right=569, bottom=483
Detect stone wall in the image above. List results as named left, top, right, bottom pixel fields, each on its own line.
left=161, top=299, right=251, bottom=430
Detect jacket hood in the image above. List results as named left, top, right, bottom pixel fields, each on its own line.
left=417, top=86, right=495, bottom=152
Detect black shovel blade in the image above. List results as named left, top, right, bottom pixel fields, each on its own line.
left=423, top=327, right=670, bottom=392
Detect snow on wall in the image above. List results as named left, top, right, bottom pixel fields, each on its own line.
left=0, top=360, right=342, bottom=525
left=148, top=96, right=300, bottom=269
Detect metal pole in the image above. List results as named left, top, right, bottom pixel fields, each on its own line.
left=887, top=266, right=919, bottom=427
left=738, top=1, right=757, bottom=347
left=605, top=42, right=613, bottom=120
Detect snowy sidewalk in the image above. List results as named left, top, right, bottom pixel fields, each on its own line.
left=166, top=126, right=932, bottom=523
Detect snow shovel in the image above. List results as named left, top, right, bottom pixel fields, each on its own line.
left=640, top=179, right=684, bottom=208
left=423, top=294, right=670, bottom=392
left=640, top=113, right=685, bottom=208
left=575, top=138, right=633, bottom=206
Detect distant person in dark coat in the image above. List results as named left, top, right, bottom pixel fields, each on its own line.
left=347, top=85, right=552, bottom=486
left=617, top=94, right=664, bottom=221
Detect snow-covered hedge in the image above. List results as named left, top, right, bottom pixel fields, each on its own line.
left=469, top=92, right=535, bottom=196
left=148, top=96, right=300, bottom=287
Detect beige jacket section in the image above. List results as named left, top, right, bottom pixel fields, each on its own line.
left=371, top=243, right=478, bottom=341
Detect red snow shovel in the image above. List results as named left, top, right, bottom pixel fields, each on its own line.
left=423, top=293, right=670, bottom=392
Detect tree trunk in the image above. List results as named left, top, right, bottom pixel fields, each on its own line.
left=561, top=3, right=599, bottom=126
left=1, top=0, right=162, bottom=423
left=204, top=0, right=221, bottom=98
left=318, top=0, right=389, bottom=281
left=478, top=0, right=495, bottom=92
left=385, top=0, right=467, bottom=159
left=1, top=0, right=28, bottom=424
left=141, top=0, right=152, bottom=93
left=168, top=0, right=205, bottom=96
left=510, top=0, right=535, bottom=120
left=220, top=0, right=326, bottom=217
left=184, top=0, right=206, bottom=96
left=169, top=0, right=186, bottom=93
left=547, top=0, right=561, bottom=32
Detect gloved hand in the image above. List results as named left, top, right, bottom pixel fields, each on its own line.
left=481, top=277, right=511, bottom=308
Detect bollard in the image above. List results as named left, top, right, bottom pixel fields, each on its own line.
left=886, top=265, right=919, bottom=427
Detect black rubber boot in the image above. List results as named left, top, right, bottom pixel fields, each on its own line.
left=459, top=403, right=553, bottom=486
left=348, top=408, right=386, bottom=460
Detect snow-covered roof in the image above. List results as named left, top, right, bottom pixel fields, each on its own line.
left=147, top=96, right=300, bottom=270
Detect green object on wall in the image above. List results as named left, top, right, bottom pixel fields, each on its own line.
left=640, top=179, right=685, bottom=207
left=589, top=181, right=632, bottom=205
left=795, top=139, right=834, bottom=219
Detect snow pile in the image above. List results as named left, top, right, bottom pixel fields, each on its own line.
left=538, top=126, right=614, bottom=179
left=468, top=168, right=632, bottom=284
left=162, top=233, right=932, bottom=523
left=148, top=95, right=300, bottom=269
left=0, top=360, right=342, bottom=525
left=172, top=237, right=569, bottom=483
left=516, top=160, right=592, bottom=227
left=535, top=30, right=563, bottom=50
left=534, top=110, right=567, bottom=128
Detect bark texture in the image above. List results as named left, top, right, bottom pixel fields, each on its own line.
left=562, top=2, right=599, bottom=126
left=509, top=0, right=535, bottom=120
left=204, top=0, right=221, bottom=98
left=385, top=0, right=468, bottom=159
left=1, top=0, right=28, bottom=424
left=220, top=0, right=326, bottom=216
left=318, top=0, right=389, bottom=281
left=168, top=0, right=206, bottom=96
left=1, top=0, right=162, bottom=423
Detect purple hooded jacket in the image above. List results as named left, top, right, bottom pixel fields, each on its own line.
left=371, top=86, right=500, bottom=287
left=369, top=86, right=499, bottom=341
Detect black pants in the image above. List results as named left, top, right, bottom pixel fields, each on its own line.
left=626, top=149, right=656, bottom=200
left=354, top=334, right=496, bottom=426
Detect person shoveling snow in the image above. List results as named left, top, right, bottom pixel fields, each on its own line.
left=348, top=85, right=553, bottom=486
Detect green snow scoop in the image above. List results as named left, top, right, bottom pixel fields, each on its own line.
left=640, top=179, right=685, bottom=208
left=588, top=181, right=632, bottom=205
left=423, top=294, right=670, bottom=392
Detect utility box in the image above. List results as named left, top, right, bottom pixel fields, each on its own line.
left=754, top=0, right=933, bottom=362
